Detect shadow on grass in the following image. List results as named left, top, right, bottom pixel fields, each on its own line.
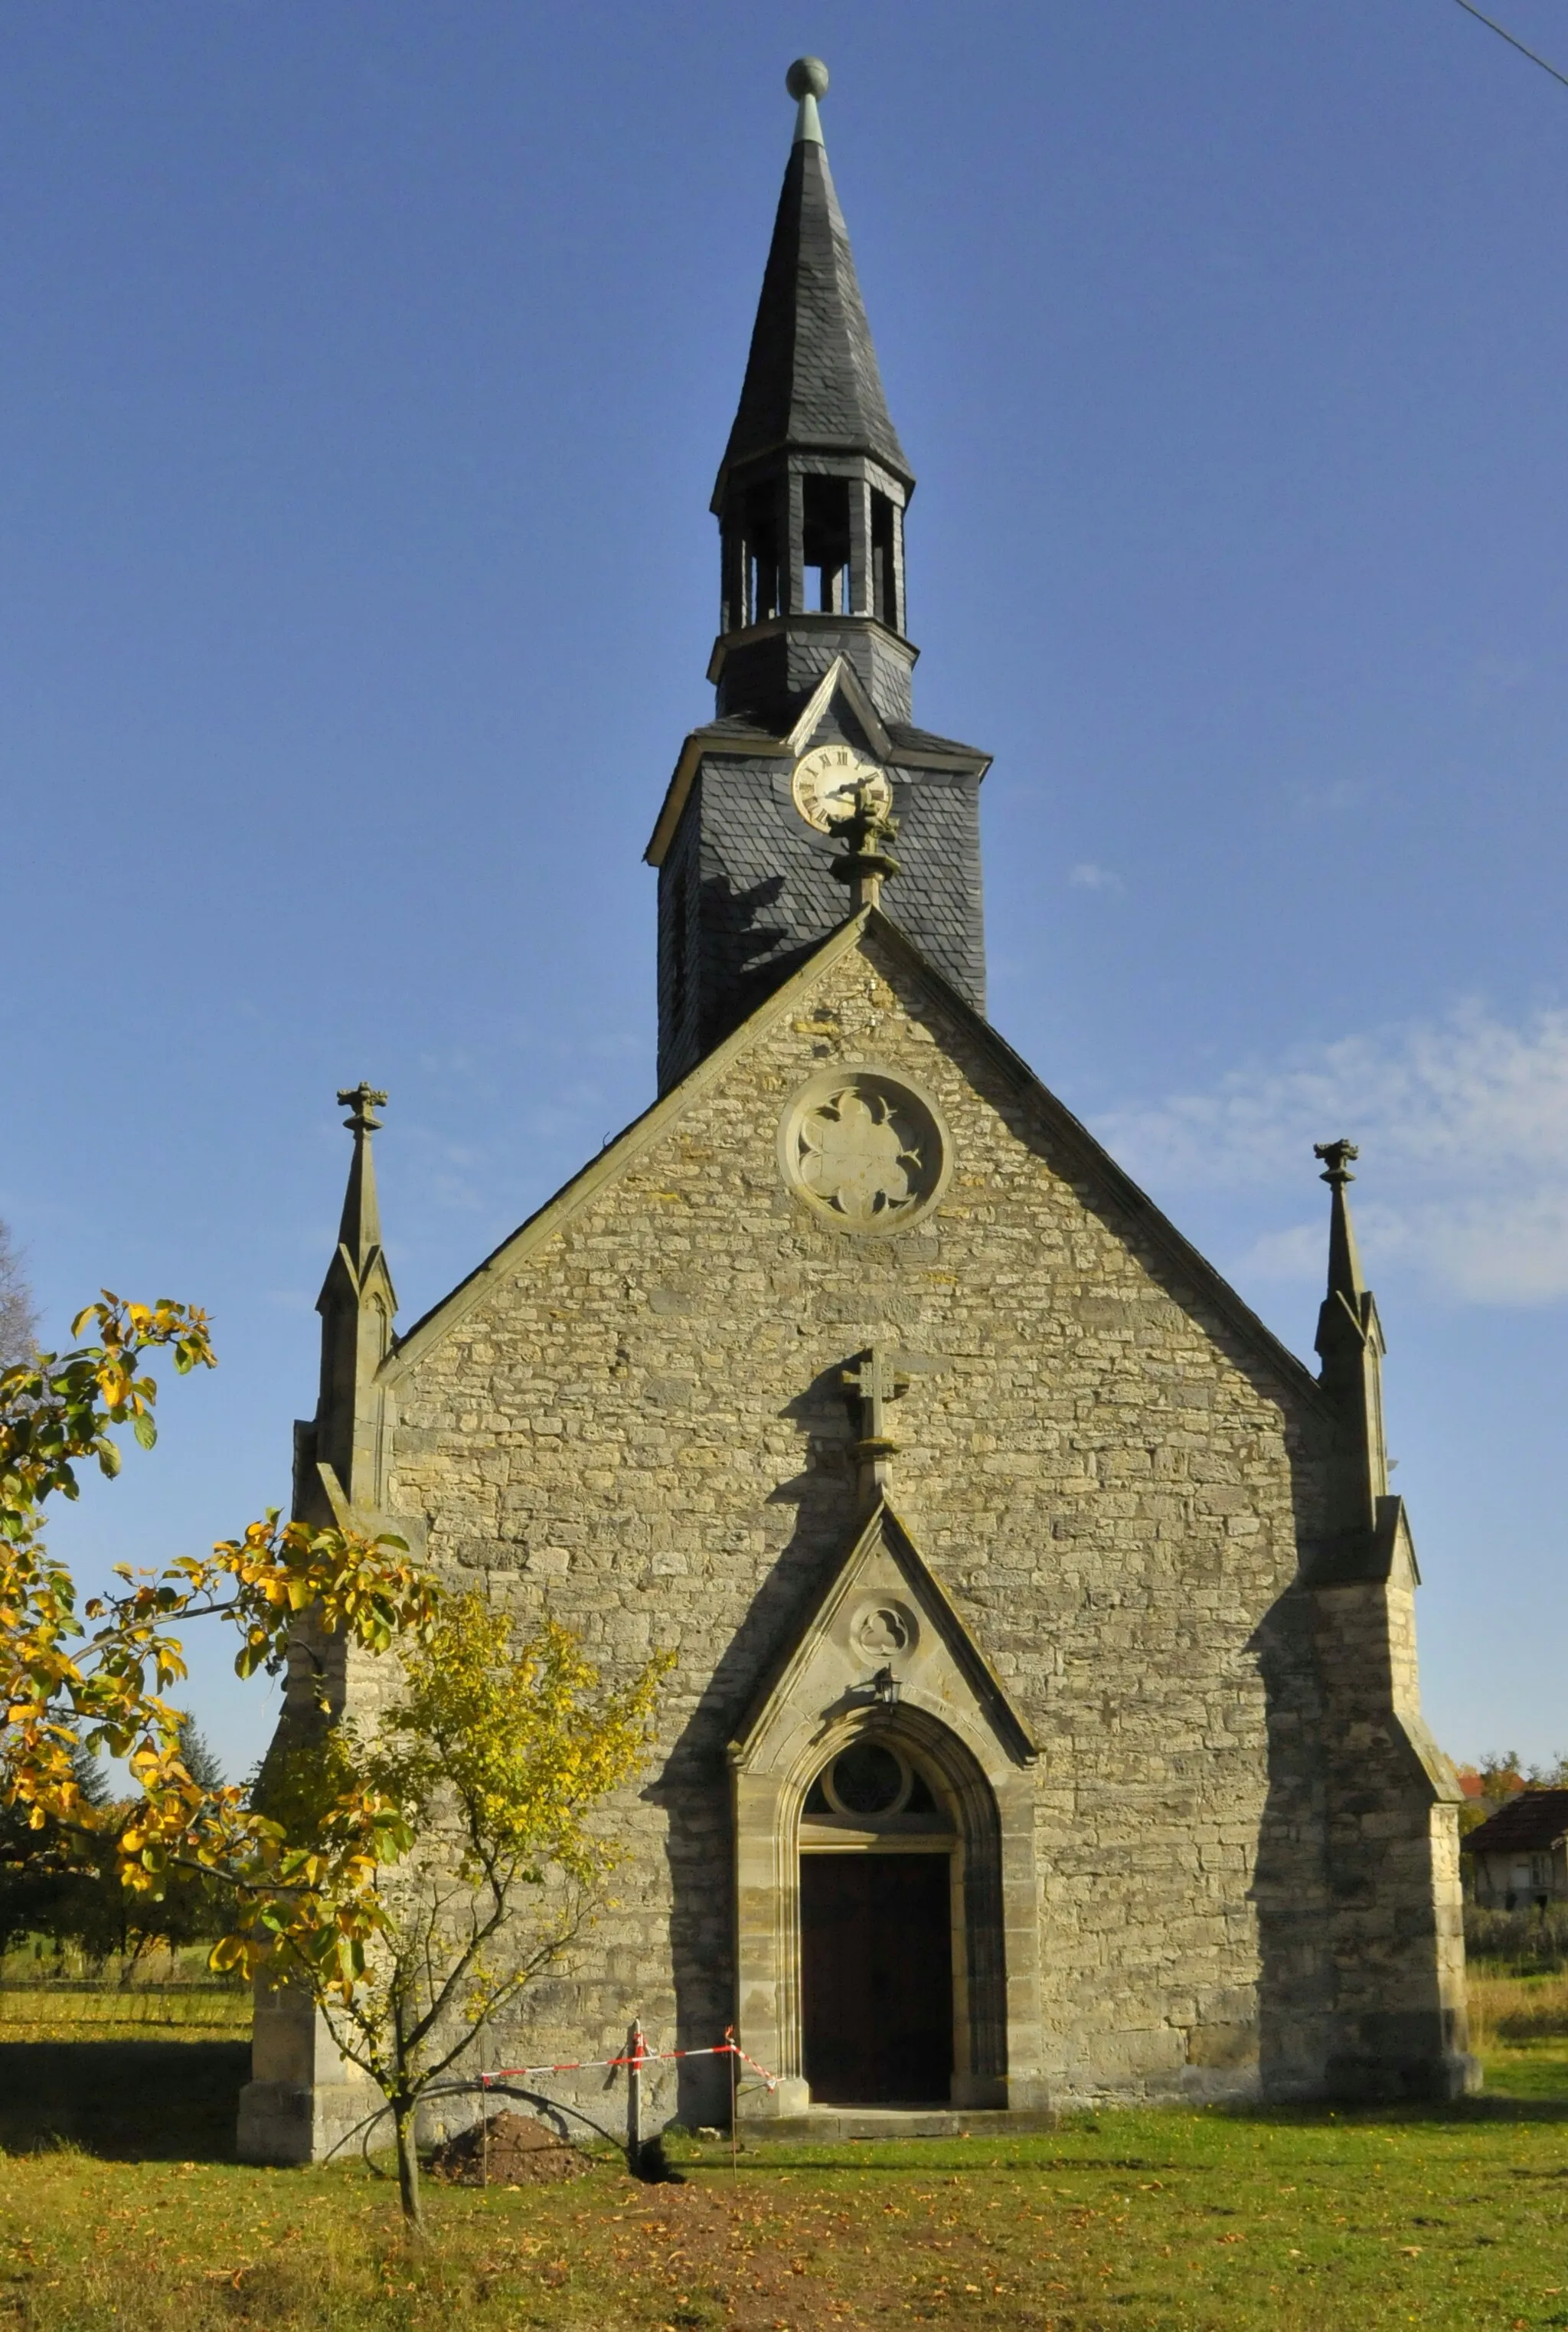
left=0, top=2040, right=250, bottom=2161
left=1213, top=2093, right=1568, bottom=2127
left=6, top=2042, right=1565, bottom=2177
left=678, top=2090, right=1568, bottom=2176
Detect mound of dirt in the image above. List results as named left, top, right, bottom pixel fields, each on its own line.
left=427, top=2109, right=597, bottom=2186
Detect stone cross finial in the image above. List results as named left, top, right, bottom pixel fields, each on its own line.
left=842, top=1343, right=910, bottom=1442
left=1314, top=1138, right=1359, bottom=1188
left=338, top=1083, right=387, bottom=1134
left=841, top=1343, right=910, bottom=1513
left=828, top=777, right=901, bottom=911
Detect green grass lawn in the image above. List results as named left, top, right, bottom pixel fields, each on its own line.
left=0, top=1989, right=250, bottom=2042
left=0, top=2001, right=1565, bottom=2330
left=1479, top=2037, right=1568, bottom=2102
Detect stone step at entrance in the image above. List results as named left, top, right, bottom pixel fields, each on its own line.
left=743, top=2106, right=1061, bottom=2143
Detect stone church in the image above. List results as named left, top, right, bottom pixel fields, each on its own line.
left=240, top=60, right=1472, bottom=2160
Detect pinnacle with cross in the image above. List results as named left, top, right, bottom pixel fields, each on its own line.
left=338, top=1082, right=387, bottom=1135
left=1314, top=1138, right=1359, bottom=1188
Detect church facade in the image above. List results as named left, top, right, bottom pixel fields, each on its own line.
left=239, top=61, right=1472, bottom=2162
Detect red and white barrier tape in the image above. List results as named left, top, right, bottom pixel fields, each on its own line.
left=479, top=2026, right=779, bottom=2093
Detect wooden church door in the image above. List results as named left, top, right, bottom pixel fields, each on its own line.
left=800, top=1852, right=954, bottom=2104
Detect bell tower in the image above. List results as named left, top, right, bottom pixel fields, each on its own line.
left=646, top=59, right=992, bottom=1093
left=711, top=56, right=916, bottom=731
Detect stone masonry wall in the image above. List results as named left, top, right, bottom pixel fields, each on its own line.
left=379, top=925, right=1350, bottom=2116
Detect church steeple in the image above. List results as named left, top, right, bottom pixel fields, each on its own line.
left=647, top=61, right=991, bottom=1094
left=710, top=58, right=916, bottom=729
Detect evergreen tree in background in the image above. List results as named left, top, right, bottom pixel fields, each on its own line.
left=152, top=1719, right=237, bottom=1954
left=0, top=1744, right=122, bottom=1961
left=0, top=1221, right=38, bottom=1365
left=0, top=1726, right=237, bottom=1964
left=175, top=1716, right=224, bottom=1794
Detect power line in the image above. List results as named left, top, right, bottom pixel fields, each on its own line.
left=1449, top=0, right=1568, bottom=93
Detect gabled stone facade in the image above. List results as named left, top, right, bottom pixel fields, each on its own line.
left=237, top=59, right=1473, bottom=2165
left=240, top=918, right=1473, bottom=2159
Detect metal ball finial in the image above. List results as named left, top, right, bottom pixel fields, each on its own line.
left=786, top=57, right=829, bottom=101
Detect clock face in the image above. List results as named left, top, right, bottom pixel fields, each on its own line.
left=791, top=743, right=894, bottom=834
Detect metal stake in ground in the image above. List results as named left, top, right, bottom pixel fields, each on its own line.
left=626, top=2019, right=644, bottom=2177
left=727, top=2028, right=738, bottom=2177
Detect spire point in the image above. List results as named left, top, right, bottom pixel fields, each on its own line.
left=1312, top=1137, right=1387, bottom=1526
left=313, top=1083, right=396, bottom=1512
left=332, top=1084, right=387, bottom=1278
left=1315, top=1136, right=1369, bottom=1313
left=786, top=54, right=828, bottom=144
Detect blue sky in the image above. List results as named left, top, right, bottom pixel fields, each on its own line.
left=4, top=0, right=1566, bottom=1778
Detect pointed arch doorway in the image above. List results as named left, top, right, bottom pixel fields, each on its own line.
left=799, top=1736, right=954, bottom=2104
left=727, top=1500, right=1044, bottom=2118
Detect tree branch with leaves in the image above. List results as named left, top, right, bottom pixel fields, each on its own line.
left=260, top=1599, right=669, bottom=2225
left=2, top=1296, right=671, bottom=2228
left=2, top=1297, right=438, bottom=1993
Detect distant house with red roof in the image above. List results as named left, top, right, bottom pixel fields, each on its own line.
left=1455, top=1765, right=1527, bottom=1804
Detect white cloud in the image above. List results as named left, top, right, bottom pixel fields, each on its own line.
left=1069, top=861, right=1125, bottom=895
left=1096, top=1002, right=1568, bottom=1305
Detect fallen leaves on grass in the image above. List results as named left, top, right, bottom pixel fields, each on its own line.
left=5, top=2099, right=1568, bottom=2328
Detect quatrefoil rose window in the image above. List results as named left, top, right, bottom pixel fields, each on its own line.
left=779, top=1065, right=951, bottom=1234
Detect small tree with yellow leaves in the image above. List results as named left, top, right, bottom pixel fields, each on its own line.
left=260, top=1598, right=668, bottom=2227
left=2, top=1298, right=440, bottom=1990
left=2, top=1294, right=668, bottom=2232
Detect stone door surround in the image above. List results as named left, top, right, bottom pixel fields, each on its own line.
left=727, top=1501, right=1043, bottom=2114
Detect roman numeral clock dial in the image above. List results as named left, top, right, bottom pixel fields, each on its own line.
left=791, top=743, right=893, bottom=834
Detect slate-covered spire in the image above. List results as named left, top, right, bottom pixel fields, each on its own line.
left=308, top=1084, right=397, bottom=1515
left=1312, top=1139, right=1389, bottom=1540
left=710, top=59, right=919, bottom=729
left=716, top=57, right=910, bottom=500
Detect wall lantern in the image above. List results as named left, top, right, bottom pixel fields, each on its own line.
left=870, top=1665, right=903, bottom=1707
